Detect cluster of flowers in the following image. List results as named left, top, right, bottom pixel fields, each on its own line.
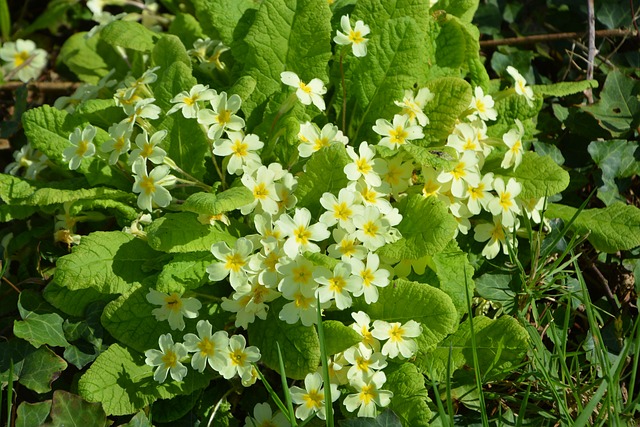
left=48, top=12, right=544, bottom=420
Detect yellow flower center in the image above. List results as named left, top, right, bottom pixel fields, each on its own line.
left=253, top=183, right=269, bottom=199
left=252, top=285, right=269, bottom=304
left=294, top=225, right=312, bottom=245
left=349, top=30, right=364, bottom=44
left=385, top=166, right=401, bottom=185
left=264, top=251, right=279, bottom=272
left=510, top=140, right=522, bottom=153
left=361, top=326, right=374, bottom=345
left=328, top=276, right=346, bottom=292
left=161, top=350, right=178, bottom=368
left=14, top=51, right=30, bottom=67
left=141, top=143, right=154, bottom=158
left=217, top=109, right=232, bottom=125
left=198, top=337, right=215, bottom=357
left=475, top=98, right=486, bottom=112
left=363, top=221, right=379, bottom=237
left=360, top=268, right=375, bottom=287
left=114, top=137, right=126, bottom=152
left=294, top=292, right=313, bottom=308
left=388, top=323, right=405, bottom=342
left=299, top=81, right=312, bottom=94
left=292, top=265, right=313, bottom=285
left=361, top=187, right=377, bottom=203
left=468, top=183, right=485, bottom=200
left=225, top=253, right=246, bottom=272
left=313, top=137, right=330, bottom=151
left=229, top=348, right=247, bottom=366
left=183, top=95, right=197, bottom=106
left=491, top=225, right=505, bottom=241
left=140, top=176, right=156, bottom=195
left=356, top=158, right=372, bottom=175
left=451, top=162, right=466, bottom=180
left=499, top=192, right=513, bottom=210
left=463, top=138, right=477, bottom=151
left=359, top=384, right=376, bottom=404
left=356, top=356, right=370, bottom=372
left=304, top=390, right=324, bottom=409
left=389, top=126, right=408, bottom=146
left=422, top=180, right=440, bottom=197
left=75, top=140, right=90, bottom=157
left=333, top=202, right=352, bottom=221
left=231, top=139, right=249, bottom=157
left=339, top=238, right=357, bottom=256
left=164, top=293, right=183, bottom=312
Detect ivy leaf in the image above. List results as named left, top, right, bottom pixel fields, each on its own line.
left=156, top=252, right=213, bottom=293
left=295, top=144, right=351, bottom=216
left=19, top=347, right=68, bottom=394
left=384, top=363, right=432, bottom=427
left=78, top=343, right=213, bottom=416
left=322, top=320, right=362, bottom=356
left=146, top=212, right=237, bottom=253
left=48, top=390, right=108, bottom=427
left=420, top=78, right=473, bottom=146
left=241, top=0, right=332, bottom=126
left=13, top=292, right=70, bottom=349
left=377, top=195, right=457, bottom=262
left=16, top=401, right=53, bottom=427
left=352, top=278, right=457, bottom=358
left=248, top=298, right=320, bottom=380
left=181, top=187, right=254, bottom=216
left=54, top=231, right=161, bottom=295
left=588, top=139, right=640, bottom=205
left=582, top=70, right=640, bottom=137
left=424, top=316, right=528, bottom=383
left=546, top=203, right=640, bottom=253
left=484, top=151, right=570, bottom=199
left=100, top=20, right=158, bottom=52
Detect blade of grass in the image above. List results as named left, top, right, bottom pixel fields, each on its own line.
left=0, top=0, right=9, bottom=42
left=276, top=342, right=297, bottom=426
left=446, top=342, right=454, bottom=426
left=252, top=364, right=291, bottom=422
left=6, top=358, right=13, bottom=427
left=514, top=382, right=531, bottom=427
left=428, top=366, right=449, bottom=427
left=464, top=267, right=489, bottom=427
left=625, top=314, right=639, bottom=413
left=316, top=295, right=334, bottom=427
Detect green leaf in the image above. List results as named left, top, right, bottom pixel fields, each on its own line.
left=351, top=17, right=432, bottom=142
left=0, top=205, right=38, bottom=222
left=353, top=278, right=457, bottom=357
left=19, top=347, right=68, bottom=393
left=54, top=231, right=161, bottom=294
left=484, top=151, right=570, bottom=199
left=339, top=409, right=403, bottom=427
left=181, top=187, right=254, bottom=216
left=146, top=212, right=237, bottom=253
left=44, top=280, right=116, bottom=318
left=377, top=195, right=457, bottom=262
left=432, top=0, right=479, bottom=22
left=400, top=145, right=457, bottom=170
left=191, top=0, right=258, bottom=45
left=168, top=13, right=204, bottom=49
left=474, top=273, right=517, bottom=313
left=48, top=390, right=107, bottom=427
left=420, top=78, right=473, bottom=145
left=78, top=343, right=213, bottom=416
left=588, top=139, right=640, bottom=205
left=152, top=34, right=191, bottom=70
left=241, top=0, right=332, bottom=125
left=156, top=252, right=212, bottom=293
left=434, top=15, right=470, bottom=69
left=295, top=144, right=351, bottom=216
left=385, top=363, right=432, bottom=427
left=100, top=21, right=158, bottom=52
left=534, top=80, right=598, bottom=97
left=430, top=240, right=475, bottom=320
left=152, top=62, right=208, bottom=181
left=13, top=292, right=70, bottom=348
left=582, top=70, right=640, bottom=136
left=16, top=401, right=53, bottom=427
left=15, top=0, right=78, bottom=36
left=322, top=320, right=362, bottom=356
left=75, top=99, right=124, bottom=129
left=546, top=203, right=640, bottom=253
left=21, top=105, right=130, bottom=189
left=248, top=298, right=320, bottom=380
left=424, top=316, right=528, bottom=383
left=58, top=33, right=114, bottom=84
left=119, top=411, right=152, bottom=427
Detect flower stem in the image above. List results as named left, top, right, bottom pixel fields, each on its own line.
left=340, top=48, right=347, bottom=133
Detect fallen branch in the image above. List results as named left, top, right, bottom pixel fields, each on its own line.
left=479, top=28, right=637, bottom=48
left=0, top=81, right=81, bottom=92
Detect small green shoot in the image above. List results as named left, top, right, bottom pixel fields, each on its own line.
left=316, top=294, right=334, bottom=427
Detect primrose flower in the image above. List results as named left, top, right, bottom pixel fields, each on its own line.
left=214, top=132, right=263, bottom=175
left=183, top=320, right=229, bottom=373
left=63, top=125, right=96, bottom=170
left=319, top=188, right=364, bottom=232
left=279, top=285, right=319, bottom=326
left=437, top=151, right=481, bottom=198
left=145, top=334, right=188, bottom=383
left=487, top=177, right=522, bottom=227
left=314, top=262, right=362, bottom=310
left=0, top=39, right=47, bottom=82
left=146, top=288, right=202, bottom=331
left=373, top=114, right=424, bottom=150
left=465, top=172, right=495, bottom=215
left=129, top=129, right=168, bottom=166
left=123, top=98, right=162, bottom=125
left=278, top=255, right=317, bottom=295
left=280, top=71, right=327, bottom=111
left=5, top=143, right=48, bottom=179
left=344, top=141, right=386, bottom=187
left=344, top=371, right=393, bottom=417
left=167, top=84, right=217, bottom=118
left=447, top=123, right=482, bottom=154
left=348, top=253, right=390, bottom=304
left=290, top=372, right=340, bottom=420
left=351, top=311, right=381, bottom=352
left=202, top=40, right=231, bottom=71
left=327, top=228, right=368, bottom=261
left=240, top=165, right=280, bottom=215
left=101, top=121, right=132, bottom=165
left=207, top=237, right=254, bottom=292
left=221, top=279, right=279, bottom=329
left=501, top=119, right=525, bottom=170
left=469, top=86, right=497, bottom=122
left=343, top=346, right=387, bottom=381
left=132, top=162, right=176, bottom=212
left=474, top=216, right=519, bottom=259
left=276, top=208, right=330, bottom=259
left=334, top=15, right=370, bottom=57
left=520, top=196, right=546, bottom=224
left=297, top=121, right=348, bottom=158
left=380, top=154, right=413, bottom=196
left=506, top=66, right=534, bottom=106
left=353, top=206, right=391, bottom=251
left=394, top=87, right=433, bottom=126
left=219, top=334, right=261, bottom=383
left=197, top=92, right=245, bottom=140
left=371, top=319, right=422, bottom=359
left=243, top=403, right=289, bottom=427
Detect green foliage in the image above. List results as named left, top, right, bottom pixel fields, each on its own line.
left=322, top=320, right=362, bottom=356
left=146, top=212, right=237, bottom=253
left=15, top=401, right=52, bottom=427
left=181, top=187, right=254, bottom=216
left=48, top=390, right=108, bottom=427
left=588, top=139, right=640, bottom=205
left=100, top=21, right=158, bottom=53
left=384, top=363, right=432, bottom=427
left=420, top=78, right=473, bottom=145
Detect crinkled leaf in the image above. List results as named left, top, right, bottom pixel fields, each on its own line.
left=44, top=280, right=116, bottom=317
left=295, top=144, right=351, bottom=216
left=582, top=70, right=640, bottom=136
left=58, top=32, right=125, bottom=84
left=75, top=99, right=124, bottom=129
left=248, top=298, right=320, bottom=380
left=353, top=278, right=457, bottom=356
left=546, top=202, right=640, bottom=253
left=401, top=144, right=456, bottom=170
left=48, top=390, right=107, bottom=427
left=22, top=105, right=130, bottom=189
left=322, top=320, right=362, bottom=356
left=474, top=273, right=518, bottom=314
left=420, top=77, right=473, bottom=146
left=191, top=0, right=258, bottom=45
left=484, top=151, right=570, bottom=199
left=100, top=20, right=158, bottom=52
left=424, top=316, right=528, bottom=383
left=16, top=401, right=53, bottom=427
left=490, top=92, right=544, bottom=137
left=241, top=0, right=332, bottom=125
left=119, top=411, right=152, bottom=427
left=152, top=62, right=208, bottom=181
left=78, top=343, right=213, bottom=416
left=54, top=231, right=161, bottom=294
left=152, top=34, right=191, bottom=70
left=534, top=80, right=598, bottom=97
left=432, top=0, right=479, bottom=22
left=0, top=204, right=38, bottom=222
left=146, top=212, right=237, bottom=253
left=181, top=187, right=254, bottom=216
left=377, top=195, right=457, bottom=262
left=431, top=240, right=475, bottom=321
left=385, top=363, right=432, bottom=427
left=168, top=13, right=204, bottom=49
left=156, top=252, right=212, bottom=293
